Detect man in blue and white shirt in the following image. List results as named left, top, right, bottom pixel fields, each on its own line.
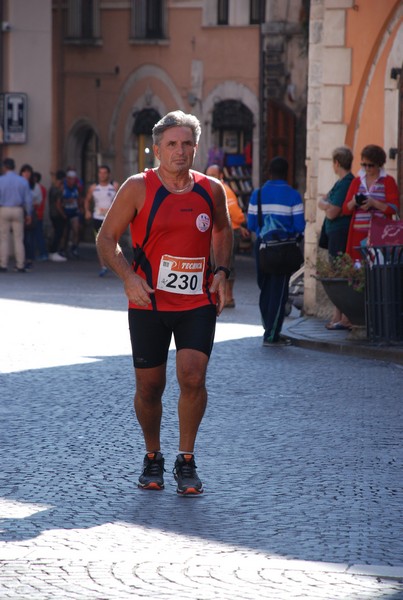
left=248, top=157, right=305, bottom=346
left=0, top=158, right=33, bottom=272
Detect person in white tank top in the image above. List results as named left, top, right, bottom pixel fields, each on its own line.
left=84, top=165, right=119, bottom=276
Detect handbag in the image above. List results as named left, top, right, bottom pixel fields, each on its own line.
left=257, top=189, right=304, bottom=275
left=259, top=238, right=304, bottom=274
left=367, top=214, right=403, bottom=247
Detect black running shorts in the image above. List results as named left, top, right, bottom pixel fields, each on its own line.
left=92, top=218, right=104, bottom=233
left=128, top=304, right=217, bottom=369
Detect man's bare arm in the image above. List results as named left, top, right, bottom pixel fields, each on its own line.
left=96, top=175, right=155, bottom=305
left=208, top=179, right=233, bottom=315
left=84, top=184, right=96, bottom=219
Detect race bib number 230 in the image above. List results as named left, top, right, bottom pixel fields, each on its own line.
left=157, top=254, right=205, bottom=295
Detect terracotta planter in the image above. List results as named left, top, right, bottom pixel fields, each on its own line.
left=319, top=277, right=366, bottom=327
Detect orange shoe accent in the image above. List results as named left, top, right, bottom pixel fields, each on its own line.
left=140, top=481, right=163, bottom=491
left=178, top=487, right=203, bottom=496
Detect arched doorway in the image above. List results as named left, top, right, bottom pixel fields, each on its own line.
left=65, top=121, right=99, bottom=191
left=211, top=100, right=254, bottom=212
left=133, top=108, right=161, bottom=171
left=65, top=122, right=100, bottom=243
left=81, top=129, right=99, bottom=191
left=212, top=100, right=253, bottom=160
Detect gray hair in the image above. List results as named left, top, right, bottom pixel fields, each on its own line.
left=331, top=146, right=353, bottom=171
left=152, top=110, right=201, bottom=146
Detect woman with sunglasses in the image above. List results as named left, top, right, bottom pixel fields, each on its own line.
left=342, top=144, right=399, bottom=260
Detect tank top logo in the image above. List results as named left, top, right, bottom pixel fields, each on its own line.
left=196, top=213, right=210, bottom=232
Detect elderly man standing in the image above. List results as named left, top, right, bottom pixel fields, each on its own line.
left=0, top=158, right=33, bottom=272
left=97, top=110, right=233, bottom=495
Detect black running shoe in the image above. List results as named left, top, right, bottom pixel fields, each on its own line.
left=138, top=452, right=165, bottom=490
left=173, top=454, right=203, bottom=496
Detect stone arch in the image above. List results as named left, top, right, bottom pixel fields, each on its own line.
left=121, top=94, right=166, bottom=178
left=384, top=18, right=403, bottom=198
left=202, top=82, right=259, bottom=186
left=348, top=2, right=403, bottom=154
left=108, top=65, right=185, bottom=156
left=65, top=118, right=100, bottom=190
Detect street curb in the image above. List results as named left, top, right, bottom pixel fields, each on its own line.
left=284, top=319, right=403, bottom=366
left=289, top=336, right=403, bottom=366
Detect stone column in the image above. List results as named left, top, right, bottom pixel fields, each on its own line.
left=304, top=0, right=353, bottom=316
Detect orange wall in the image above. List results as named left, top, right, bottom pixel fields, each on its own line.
left=344, top=0, right=401, bottom=169
left=60, top=5, right=260, bottom=176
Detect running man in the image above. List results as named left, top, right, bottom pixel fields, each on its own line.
left=96, top=111, right=233, bottom=495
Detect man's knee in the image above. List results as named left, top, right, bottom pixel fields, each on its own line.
left=177, top=354, right=208, bottom=391
left=135, top=370, right=166, bottom=402
left=180, top=370, right=206, bottom=392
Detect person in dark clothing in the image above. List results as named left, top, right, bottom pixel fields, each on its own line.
left=247, top=157, right=305, bottom=346
left=318, top=146, right=354, bottom=330
left=48, top=170, right=68, bottom=262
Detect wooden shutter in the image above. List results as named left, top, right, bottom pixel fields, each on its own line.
left=266, top=100, right=295, bottom=186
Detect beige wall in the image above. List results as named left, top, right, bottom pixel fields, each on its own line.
left=346, top=3, right=403, bottom=180
left=2, top=0, right=52, bottom=188
left=58, top=3, right=261, bottom=185
left=304, top=0, right=403, bottom=316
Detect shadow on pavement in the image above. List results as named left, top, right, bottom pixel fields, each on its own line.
left=1, top=339, right=403, bottom=568
left=0, top=245, right=261, bottom=324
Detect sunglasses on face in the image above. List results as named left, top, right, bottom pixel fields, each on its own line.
left=360, top=162, right=376, bottom=168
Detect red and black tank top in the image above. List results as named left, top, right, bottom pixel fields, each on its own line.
left=129, top=169, right=217, bottom=311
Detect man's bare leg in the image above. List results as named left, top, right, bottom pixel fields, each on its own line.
left=134, top=364, right=166, bottom=451
left=173, top=349, right=209, bottom=495
left=135, top=364, right=167, bottom=490
left=176, top=349, right=209, bottom=452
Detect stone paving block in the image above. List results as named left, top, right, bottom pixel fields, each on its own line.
left=1, top=250, right=403, bottom=598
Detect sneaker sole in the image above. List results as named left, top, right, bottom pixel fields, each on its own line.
left=138, top=482, right=164, bottom=491
left=176, top=487, right=203, bottom=496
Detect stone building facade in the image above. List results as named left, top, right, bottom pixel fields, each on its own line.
left=0, top=0, right=308, bottom=192
left=304, top=0, right=403, bottom=315
left=2, top=0, right=401, bottom=317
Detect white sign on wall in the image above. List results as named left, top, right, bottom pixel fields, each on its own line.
left=0, top=93, right=28, bottom=144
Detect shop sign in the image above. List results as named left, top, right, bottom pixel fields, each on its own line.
left=0, top=93, right=28, bottom=144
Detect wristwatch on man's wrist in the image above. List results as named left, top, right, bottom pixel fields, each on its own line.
left=214, top=266, right=231, bottom=279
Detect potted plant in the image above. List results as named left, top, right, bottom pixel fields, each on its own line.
left=315, top=253, right=366, bottom=327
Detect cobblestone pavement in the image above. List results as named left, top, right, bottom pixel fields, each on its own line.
left=1, top=249, right=403, bottom=599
